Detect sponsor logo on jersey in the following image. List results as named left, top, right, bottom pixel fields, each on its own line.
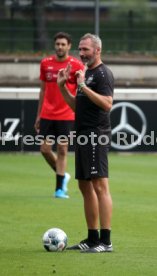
left=86, top=75, right=94, bottom=85
left=46, top=72, right=53, bottom=81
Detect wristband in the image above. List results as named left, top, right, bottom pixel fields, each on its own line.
left=78, top=82, right=86, bottom=90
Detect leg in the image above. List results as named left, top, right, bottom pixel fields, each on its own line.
left=66, top=179, right=99, bottom=249
left=39, top=120, right=69, bottom=197
left=80, top=177, right=113, bottom=252
left=79, top=180, right=99, bottom=229
left=54, top=142, right=70, bottom=198
left=56, top=142, right=68, bottom=175
left=55, top=120, right=73, bottom=175
left=40, top=139, right=57, bottom=171
left=54, top=121, right=72, bottom=195
left=92, top=177, right=112, bottom=229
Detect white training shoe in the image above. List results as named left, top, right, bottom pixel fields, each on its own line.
left=62, top=172, right=71, bottom=192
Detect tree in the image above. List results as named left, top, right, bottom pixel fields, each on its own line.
left=101, top=0, right=149, bottom=16
left=0, top=0, right=7, bottom=18
left=32, top=0, right=49, bottom=51
left=101, top=0, right=149, bottom=52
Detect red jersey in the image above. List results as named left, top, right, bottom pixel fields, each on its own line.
left=40, top=55, right=84, bottom=120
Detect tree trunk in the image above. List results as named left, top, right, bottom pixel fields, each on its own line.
left=32, top=0, right=49, bottom=51
left=0, top=0, right=6, bottom=18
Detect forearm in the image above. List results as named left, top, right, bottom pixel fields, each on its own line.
left=81, top=85, right=113, bottom=111
left=36, top=90, right=44, bottom=118
left=34, top=88, right=44, bottom=133
left=59, top=84, right=76, bottom=111
left=36, top=81, right=45, bottom=119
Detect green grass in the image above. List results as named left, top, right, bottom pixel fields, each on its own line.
left=0, top=153, right=157, bottom=276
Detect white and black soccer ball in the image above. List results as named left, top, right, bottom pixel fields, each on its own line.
left=42, top=228, right=67, bottom=252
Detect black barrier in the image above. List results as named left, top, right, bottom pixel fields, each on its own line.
left=0, top=99, right=157, bottom=152
left=111, top=100, right=157, bottom=152
left=0, top=100, right=38, bottom=152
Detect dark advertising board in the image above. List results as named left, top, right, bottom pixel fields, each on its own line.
left=0, top=100, right=39, bottom=152
left=110, top=100, right=157, bottom=152
left=0, top=90, right=157, bottom=152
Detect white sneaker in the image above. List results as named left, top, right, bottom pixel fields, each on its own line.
left=62, top=173, right=71, bottom=192
left=54, top=189, right=69, bottom=199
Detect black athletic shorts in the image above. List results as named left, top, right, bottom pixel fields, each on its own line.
left=75, top=129, right=111, bottom=180
left=39, top=119, right=74, bottom=141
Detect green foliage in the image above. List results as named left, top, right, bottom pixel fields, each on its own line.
left=102, top=0, right=148, bottom=9
left=0, top=153, right=157, bottom=276
left=0, top=18, right=157, bottom=54
left=117, top=0, right=147, bottom=8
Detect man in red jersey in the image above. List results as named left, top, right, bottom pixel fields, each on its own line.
left=34, top=32, right=84, bottom=199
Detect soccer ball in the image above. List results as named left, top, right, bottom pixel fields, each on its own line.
left=42, top=228, right=67, bottom=252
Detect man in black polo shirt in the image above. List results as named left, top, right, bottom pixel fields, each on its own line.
left=57, top=33, right=114, bottom=253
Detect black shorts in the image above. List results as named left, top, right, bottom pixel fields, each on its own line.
left=39, top=119, right=74, bottom=141
left=75, top=129, right=111, bottom=180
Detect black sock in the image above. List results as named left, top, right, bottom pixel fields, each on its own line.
left=88, top=229, right=99, bottom=243
left=100, top=229, right=111, bottom=245
left=56, top=174, right=64, bottom=191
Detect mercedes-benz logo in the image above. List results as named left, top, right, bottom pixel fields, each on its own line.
left=111, top=102, right=147, bottom=150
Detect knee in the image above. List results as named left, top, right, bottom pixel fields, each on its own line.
left=94, top=181, right=109, bottom=197
left=40, top=143, right=50, bottom=156
left=94, top=184, right=103, bottom=195
left=57, top=145, right=67, bottom=158
left=79, top=181, right=92, bottom=197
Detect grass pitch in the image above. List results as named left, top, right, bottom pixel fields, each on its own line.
left=0, top=153, right=157, bottom=276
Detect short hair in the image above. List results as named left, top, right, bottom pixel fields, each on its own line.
left=80, top=33, right=102, bottom=50
left=53, top=32, right=72, bottom=44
